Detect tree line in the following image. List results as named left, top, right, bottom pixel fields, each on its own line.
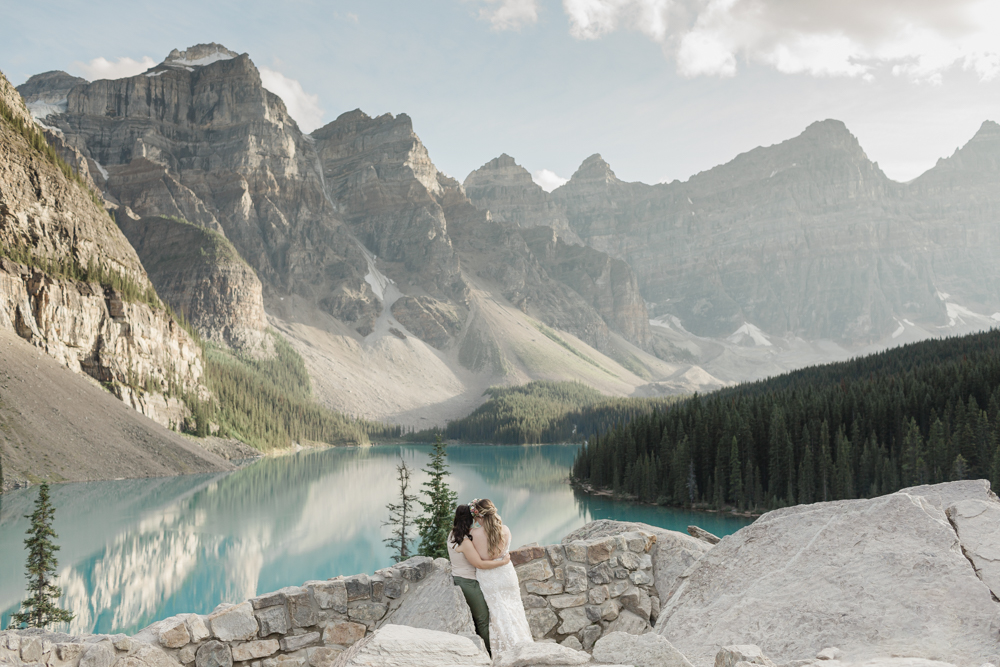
left=573, top=328, right=1000, bottom=511
left=409, top=381, right=679, bottom=444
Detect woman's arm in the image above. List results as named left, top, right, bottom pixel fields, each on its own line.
left=458, top=538, right=510, bottom=569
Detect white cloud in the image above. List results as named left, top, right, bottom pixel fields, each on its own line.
left=532, top=169, right=569, bottom=191
left=478, top=0, right=539, bottom=30
left=564, top=0, right=672, bottom=41
left=72, top=56, right=157, bottom=80
left=562, top=0, right=1000, bottom=82
left=259, top=67, right=325, bottom=132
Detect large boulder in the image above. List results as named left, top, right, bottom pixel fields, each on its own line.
left=655, top=481, right=1000, bottom=666
left=562, top=520, right=711, bottom=606
left=331, top=624, right=490, bottom=667
left=593, top=632, right=693, bottom=667
left=379, top=558, right=477, bottom=640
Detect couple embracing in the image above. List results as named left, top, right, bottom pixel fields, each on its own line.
left=447, top=498, right=532, bottom=660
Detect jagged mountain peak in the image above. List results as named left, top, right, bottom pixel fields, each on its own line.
left=162, top=43, right=240, bottom=68
left=464, top=153, right=541, bottom=183
left=568, top=153, right=620, bottom=185
left=915, top=119, right=1000, bottom=180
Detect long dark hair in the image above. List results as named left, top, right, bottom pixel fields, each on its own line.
left=450, top=503, right=473, bottom=548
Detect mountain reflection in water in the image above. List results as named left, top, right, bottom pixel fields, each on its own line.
left=0, top=444, right=753, bottom=635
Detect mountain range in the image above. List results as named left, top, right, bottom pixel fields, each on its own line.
left=3, top=42, right=1000, bottom=458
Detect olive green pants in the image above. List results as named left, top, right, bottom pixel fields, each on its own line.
left=453, top=575, right=490, bottom=653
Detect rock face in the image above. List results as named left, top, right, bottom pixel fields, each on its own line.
left=29, top=47, right=379, bottom=337
left=654, top=480, right=1000, bottom=666
left=463, top=153, right=581, bottom=244
left=117, top=215, right=270, bottom=355
left=521, top=226, right=652, bottom=351
left=550, top=120, right=1000, bottom=347
left=332, top=624, right=490, bottom=667
left=1, top=69, right=205, bottom=428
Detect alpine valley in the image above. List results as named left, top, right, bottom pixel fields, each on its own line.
left=2, top=43, right=1000, bottom=483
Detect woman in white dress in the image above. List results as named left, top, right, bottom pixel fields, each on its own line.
left=469, top=498, right=534, bottom=659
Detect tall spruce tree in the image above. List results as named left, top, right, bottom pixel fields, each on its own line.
left=383, top=460, right=418, bottom=563
left=10, top=483, right=73, bottom=629
left=416, top=436, right=458, bottom=559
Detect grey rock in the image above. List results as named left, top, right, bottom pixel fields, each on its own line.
left=516, top=559, right=554, bottom=582
left=582, top=625, right=603, bottom=651
left=588, top=537, right=617, bottom=564
left=381, top=578, right=407, bottom=600
left=252, top=592, right=287, bottom=610
left=256, top=605, right=292, bottom=637
left=620, top=588, right=651, bottom=620
left=21, top=637, right=44, bottom=663
left=280, top=633, right=321, bottom=652
left=564, top=542, right=588, bottom=563
left=523, top=594, right=549, bottom=609
left=184, top=616, right=211, bottom=643
left=714, top=645, right=775, bottom=667
left=594, top=632, right=694, bottom=667
left=57, top=643, right=85, bottom=663
left=946, top=498, right=1000, bottom=599
left=494, top=641, right=591, bottom=667
left=332, top=624, right=490, bottom=667
left=560, top=636, right=584, bottom=651
left=526, top=608, right=560, bottom=639
left=79, top=641, right=116, bottom=667
left=557, top=607, right=590, bottom=635
left=526, top=579, right=565, bottom=595
left=231, top=640, right=280, bottom=661
left=609, top=579, right=630, bottom=597
left=564, top=565, right=588, bottom=594
left=547, top=545, right=566, bottom=567
left=179, top=646, right=197, bottom=665
left=589, top=585, right=609, bottom=605
left=307, top=646, right=342, bottom=667
left=307, top=581, right=348, bottom=612
left=380, top=561, right=474, bottom=636
left=209, top=602, right=258, bottom=642
left=815, top=648, right=842, bottom=661
left=589, top=562, right=613, bottom=585
left=347, top=603, right=387, bottom=623
left=618, top=552, right=643, bottom=571
left=195, top=641, right=232, bottom=667
left=630, top=570, right=654, bottom=586
left=369, top=576, right=384, bottom=602
left=344, top=576, right=371, bottom=602
left=613, top=567, right=630, bottom=580
left=549, top=594, right=588, bottom=609
left=657, top=482, right=1000, bottom=666
left=606, top=609, right=650, bottom=636
left=687, top=526, right=721, bottom=545
left=284, top=588, right=319, bottom=628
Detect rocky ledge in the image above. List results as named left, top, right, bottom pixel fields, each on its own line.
left=1, top=481, right=997, bottom=667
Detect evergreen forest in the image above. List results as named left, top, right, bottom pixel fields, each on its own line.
left=409, top=381, right=679, bottom=444
left=198, top=333, right=401, bottom=449
left=572, top=329, right=1000, bottom=511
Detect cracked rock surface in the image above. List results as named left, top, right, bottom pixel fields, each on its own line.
left=655, top=481, right=1000, bottom=667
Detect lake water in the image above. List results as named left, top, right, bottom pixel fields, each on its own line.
left=0, top=444, right=754, bottom=635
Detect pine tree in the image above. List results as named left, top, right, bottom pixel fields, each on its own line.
left=729, top=437, right=744, bottom=509
left=9, top=483, right=73, bottom=629
left=383, top=460, right=418, bottom=563
left=950, top=454, right=969, bottom=482
left=416, top=436, right=458, bottom=559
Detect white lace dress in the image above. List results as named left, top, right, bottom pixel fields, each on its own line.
left=477, top=535, right=534, bottom=659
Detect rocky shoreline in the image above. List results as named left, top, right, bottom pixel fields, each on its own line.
left=1, top=480, right=997, bottom=667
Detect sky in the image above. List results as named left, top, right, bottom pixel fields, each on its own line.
left=3, top=0, right=1000, bottom=188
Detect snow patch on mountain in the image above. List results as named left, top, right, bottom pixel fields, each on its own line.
left=26, top=99, right=67, bottom=120
left=728, top=322, right=772, bottom=347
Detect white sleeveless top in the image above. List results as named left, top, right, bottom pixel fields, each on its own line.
left=448, top=537, right=477, bottom=580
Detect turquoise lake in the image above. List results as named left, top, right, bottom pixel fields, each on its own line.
left=0, top=444, right=754, bottom=635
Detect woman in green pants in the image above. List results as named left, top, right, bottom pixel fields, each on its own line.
left=448, top=503, right=510, bottom=655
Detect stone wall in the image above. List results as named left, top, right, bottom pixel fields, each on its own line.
left=509, top=530, right=658, bottom=651
left=0, top=530, right=664, bottom=667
